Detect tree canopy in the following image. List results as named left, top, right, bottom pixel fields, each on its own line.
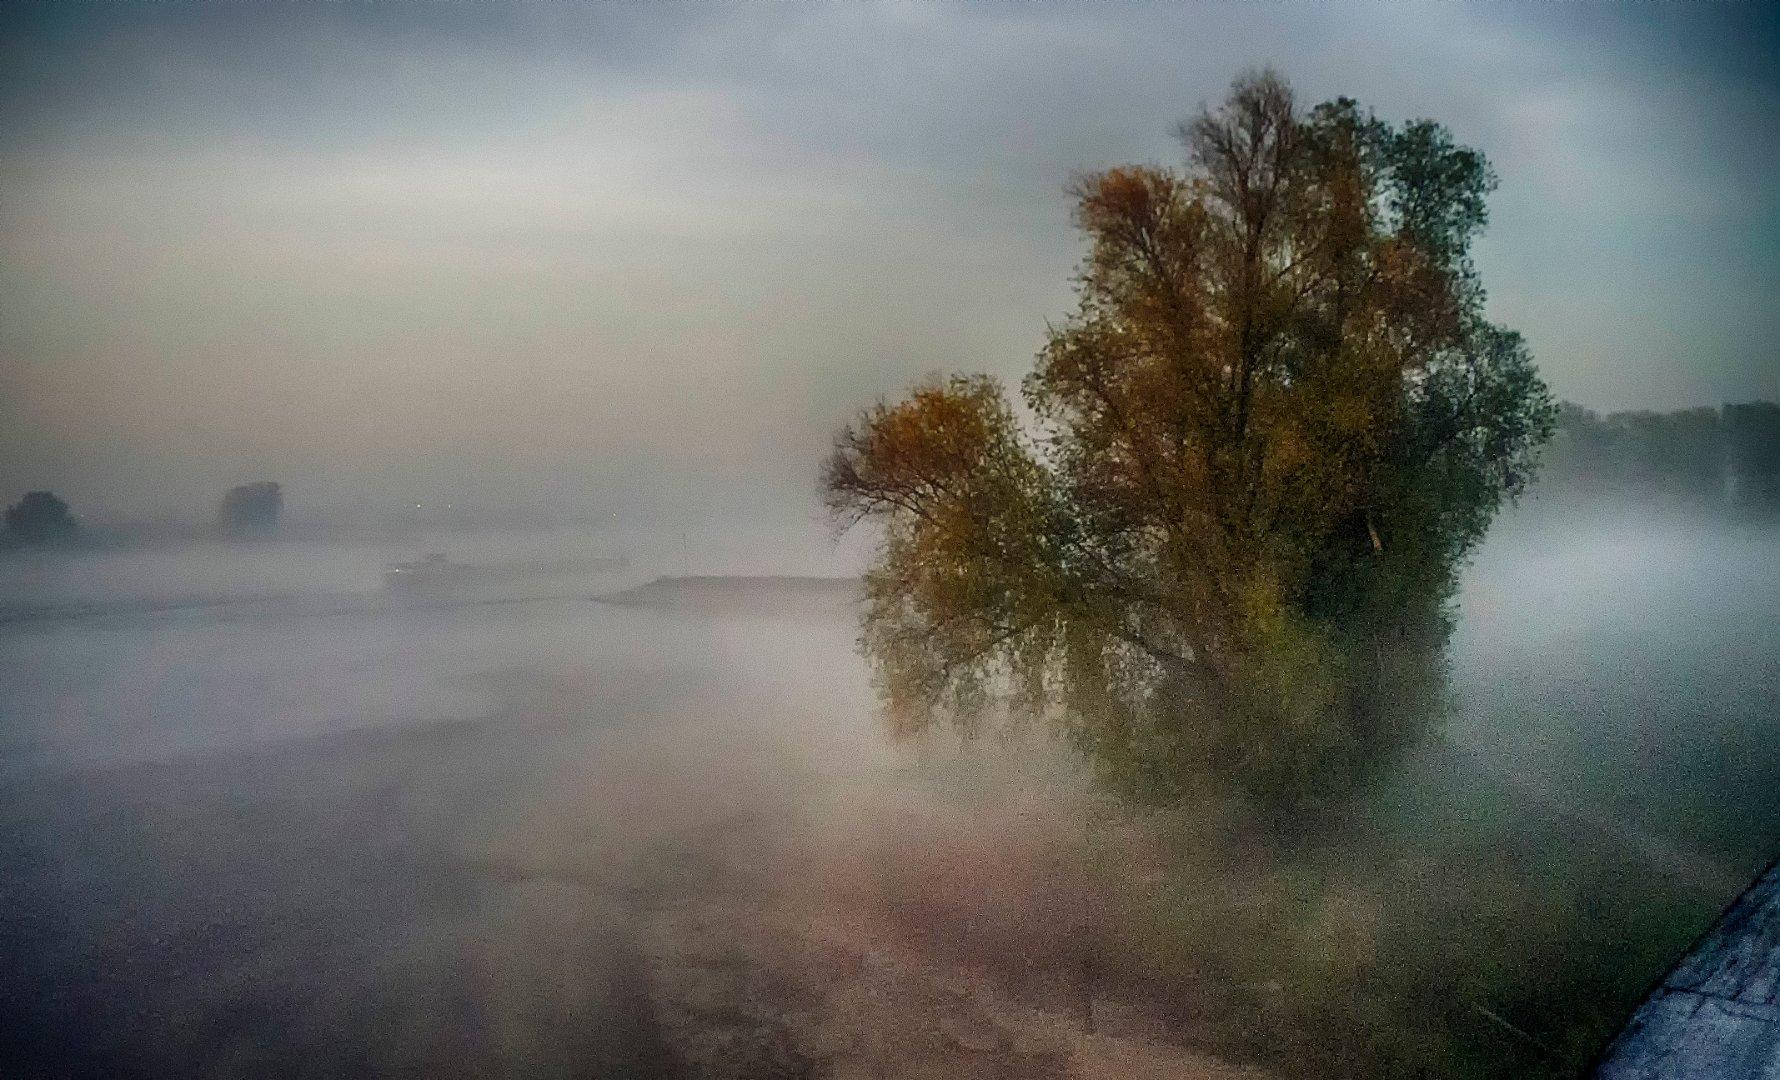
left=219, top=482, right=283, bottom=535
left=4, top=491, right=78, bottom=546
left=823, top=71, right=1554, bottom=819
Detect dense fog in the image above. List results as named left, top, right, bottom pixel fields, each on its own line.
left=1, top=507, right=1773, bottom=1078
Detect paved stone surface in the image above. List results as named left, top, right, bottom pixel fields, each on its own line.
left=1596, top=858, right=1780, bottom=1079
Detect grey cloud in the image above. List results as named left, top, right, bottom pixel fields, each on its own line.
left=1, top=1, right=1773, bottom=537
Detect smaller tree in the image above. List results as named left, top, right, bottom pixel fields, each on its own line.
left=5, top=491, right=78, bottom=546
left=219, top=482, right=283, bottom=535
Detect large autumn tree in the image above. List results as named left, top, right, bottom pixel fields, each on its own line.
left=823, top=71, right=1554, bottom=820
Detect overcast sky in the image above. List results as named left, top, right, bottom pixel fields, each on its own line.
left=1, top=2, right=1775, bottom=560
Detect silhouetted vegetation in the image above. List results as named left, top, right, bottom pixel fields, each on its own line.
left=1725, top=401, right=1780, bottom=507
left=4, top=491, right=78, bottom=547
left=1535, top=399, right=1780, bottom=512
left=824, top=71, right=1554, bottom=824
left=219, top=481, right=283, bottom=536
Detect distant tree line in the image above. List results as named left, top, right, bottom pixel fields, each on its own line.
left=1535, top=400, right=1780, bottom=511
left=4, top=481, right=288, bottom=550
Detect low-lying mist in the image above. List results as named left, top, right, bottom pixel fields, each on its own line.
left=0, top=507, right=1774, bottom=1078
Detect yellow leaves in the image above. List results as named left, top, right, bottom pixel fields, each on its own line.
left=823, top=373, right=1040, bottom=532
left=823, top=71, right=1547, bottom=821
left=866, top=378, right=996, bottom=484
left=825, top=374, right=1062, bottom=730
left=1073, top=166, right=1181, bottom=236
left=1325, top=389, right=1377, bottom=438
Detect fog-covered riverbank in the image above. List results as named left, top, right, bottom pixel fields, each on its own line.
left=1, top=516, right=1775, bottom=1077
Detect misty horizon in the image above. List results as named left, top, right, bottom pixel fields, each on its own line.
left=4, top=3, right=1777, bottom=546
